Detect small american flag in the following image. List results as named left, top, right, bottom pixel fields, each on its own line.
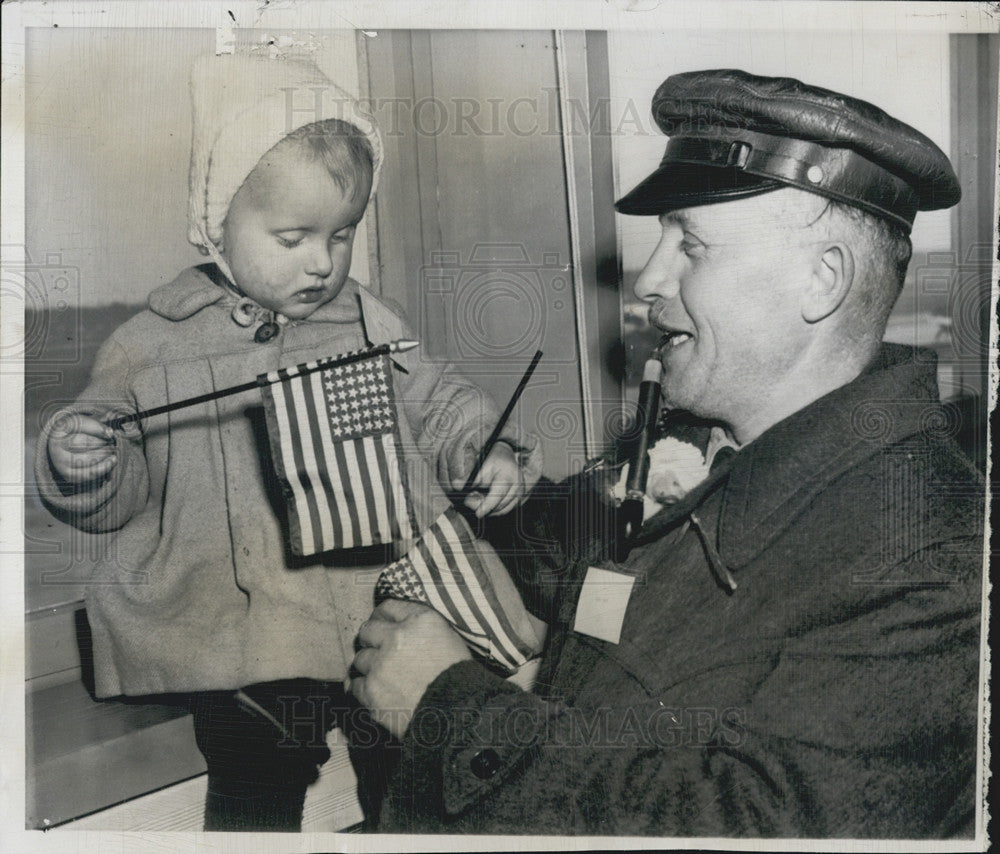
left=376, top=506, right=540, bottom=673
left=260, top=349, right=417, bottom=556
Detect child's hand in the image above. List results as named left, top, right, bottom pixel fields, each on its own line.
left=459, top=442, right=532, bottom=518
left=47, top=413, right=118, bottom=485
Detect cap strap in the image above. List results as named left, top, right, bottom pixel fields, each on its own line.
left=662, top=130, right=919, bottom=230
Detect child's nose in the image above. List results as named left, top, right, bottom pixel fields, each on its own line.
left=306, top=241, right=334, bottom=278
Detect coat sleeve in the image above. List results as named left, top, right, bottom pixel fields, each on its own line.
left=34, top=333, right=150, bottom=533
left=359, top=285, right=542, bottom=488
left=378, top=542, right=982, bottom=837
left=380, top=658, right=759, bottom=834
left=391, top=337, right=541, bottom=491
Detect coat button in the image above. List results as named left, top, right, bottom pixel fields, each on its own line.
left=469, top=748, right=502, bottom=780
left=254, top=322, right=280, bottom=343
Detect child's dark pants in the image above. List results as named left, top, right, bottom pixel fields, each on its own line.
left=186, top=679, right=397, bottom=832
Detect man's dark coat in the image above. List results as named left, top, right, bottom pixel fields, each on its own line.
left=378, top=345, right=985, bottom=838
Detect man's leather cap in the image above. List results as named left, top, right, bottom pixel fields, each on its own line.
left=615, top=69, right=961, bottom=231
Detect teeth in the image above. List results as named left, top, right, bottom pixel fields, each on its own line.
left=663, top=332, right=692, bottom=348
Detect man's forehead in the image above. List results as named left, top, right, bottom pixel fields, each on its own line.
left=658, top=190, right=823, bottom=232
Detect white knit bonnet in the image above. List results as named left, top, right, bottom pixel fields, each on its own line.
left=187, top=52, right=383, bottom=285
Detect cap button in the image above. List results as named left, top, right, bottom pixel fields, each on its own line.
left=469, top=748, right=502, bottom=780
left=806, top=165, right=824, bottom=184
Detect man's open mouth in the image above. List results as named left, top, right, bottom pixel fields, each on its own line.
left=658, top=331, right=694, bottom=349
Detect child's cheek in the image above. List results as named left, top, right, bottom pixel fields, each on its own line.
left=328, top=243, right=355, bottom=283
left=333, top=240, right=355, bottom=267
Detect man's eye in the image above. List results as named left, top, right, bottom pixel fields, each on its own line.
left=680, top=240, right=701, bottom=255
left=276, top=235, right=304, bottom=248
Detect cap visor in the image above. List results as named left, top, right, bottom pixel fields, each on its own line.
left=615, top=162, right=782, bottom=216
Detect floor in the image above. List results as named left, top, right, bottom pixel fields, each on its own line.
left=59, top=727, right=365, bottom=833
left=49, top=659, right=540, bottom=833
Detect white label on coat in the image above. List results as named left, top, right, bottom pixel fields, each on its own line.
left=573, top=566, right=636, bottom=645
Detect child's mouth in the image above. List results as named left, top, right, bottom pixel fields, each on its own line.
left=295, top=287, right=325, bottom=303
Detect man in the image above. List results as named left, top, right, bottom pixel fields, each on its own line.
left=349, top=70, right=985, bottom=837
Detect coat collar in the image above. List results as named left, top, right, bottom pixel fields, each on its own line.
left=147, top=264, right=415, bottom=370
left=147, top=264, right=364, bottom=324
left=635, top=344, right=942, bottom=569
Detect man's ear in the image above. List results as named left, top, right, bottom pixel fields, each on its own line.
left=801, top=243, right=855, bottom=323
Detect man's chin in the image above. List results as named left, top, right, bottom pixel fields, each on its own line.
left=660, top=386, right=716, bottom=423
left=659, top=382, right=694, bottom=413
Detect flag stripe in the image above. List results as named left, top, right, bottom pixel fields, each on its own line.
left=263, top=353, right=343, bottom=386
left=452, top=522, right=533, bottom=664
left=439, top=511, right=538, bottom=661
left=426, top=526, right=497, bottom=645
left=328, top=437, right=359, bottom=547
left=418, top=517, right=522, bottom=671
left=275, top=369, right=324, bottom=554
left=410, top=536, right=484, bottom=638
left=361, top=437, right=392, bottom=542
left=406, top=549, right=460, bottom=628
left=375, top=509, right=537, bottom=672
left=267, top=374, right=315, bottom=553
left=338, top=438, right=370, bottom=546
left=428, top=523, right=520, bottom=672
left=310, top=369, right=348, bottom=553
left=382, top=432, right=414, bottom=541
left=421, top=520, right=490, bottom=639
left=450, top=625, right=491, bottom=655
left=379, top=367, right=418, bottom=541
left=296, top=370, right=338, bottom=553
left=350, top=438, right=381, bottom=543
left=435, top=512, right=526, bottom=668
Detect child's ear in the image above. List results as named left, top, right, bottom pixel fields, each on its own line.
left=801, top=243, right=854, bottom=323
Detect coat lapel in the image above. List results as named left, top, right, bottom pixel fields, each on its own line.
left=716, top=345, right=942, bottom=570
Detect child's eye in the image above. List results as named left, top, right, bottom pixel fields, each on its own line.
left=276, top=235, right=304, bottom=249
left=330, top=227, right=357, bottom=244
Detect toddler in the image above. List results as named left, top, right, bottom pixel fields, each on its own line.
left=36, top=53, right=541, bottom=831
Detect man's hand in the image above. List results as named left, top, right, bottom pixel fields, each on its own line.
left=349, top=599, right=471, bottom=738
left=457, top=442, right=538, bottom=518
left=47, top=412, right=118, bottom=485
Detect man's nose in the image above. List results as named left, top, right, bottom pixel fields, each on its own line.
left=306, top=240, right=334, bottom=278
left=633, top=238, right=681, bottom=302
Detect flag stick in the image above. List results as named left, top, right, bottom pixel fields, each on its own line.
left=460, top=349, right=543, bottom=495
left=105, top=340, right=419, bottom=430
